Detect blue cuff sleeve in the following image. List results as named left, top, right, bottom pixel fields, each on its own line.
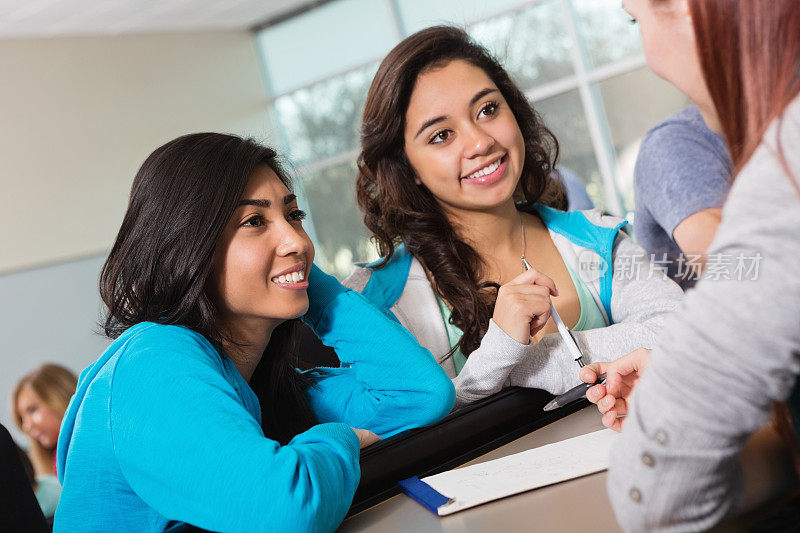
left=304, top=263, right=347, bottom=328
left=303, top=286, right=455, bottom=437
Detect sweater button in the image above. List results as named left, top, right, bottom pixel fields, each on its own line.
left=654, top=429, right=668, bottom=445
left=641, top=453, right=655, bottom=467
left=629, top=487, right=642, bottom=503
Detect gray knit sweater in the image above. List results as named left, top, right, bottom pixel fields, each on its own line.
left=608, top=95, right=800, bottom=531
left=344, top=209, right=684, bottom=408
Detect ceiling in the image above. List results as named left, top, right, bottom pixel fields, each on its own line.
left=0, top=0, right=316, bottom=38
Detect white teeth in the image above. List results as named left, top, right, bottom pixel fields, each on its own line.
left=467, top=159, right=501, bottom=180
left=271, top=269, right=305, bottom=284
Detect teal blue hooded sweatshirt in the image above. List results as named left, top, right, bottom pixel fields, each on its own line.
left=54, top=265, right=454, bottom=532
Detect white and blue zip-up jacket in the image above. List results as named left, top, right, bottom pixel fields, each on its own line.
left=344, top=205, right=684, bottom=408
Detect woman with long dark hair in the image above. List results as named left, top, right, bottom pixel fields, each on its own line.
left=347, top=25, right=683, bottom=407
left=579, top=0, right=800, bottom=529
left=53, top=133, right=454, bottom=532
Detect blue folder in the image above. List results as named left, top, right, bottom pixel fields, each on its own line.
left=397, top=476, right=452, bottom=516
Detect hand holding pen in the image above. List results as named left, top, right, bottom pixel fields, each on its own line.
left=579, top=348, right=652, bottom=432
left=515, top=259, right=619, bottom=418
left=492, top=268, right=559, bottom=345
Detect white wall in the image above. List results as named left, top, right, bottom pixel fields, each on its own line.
left=0, top=30, right=274, bottom=274
left=0, top=29, right=274, bottom=442
left=0, top=255, right=109, bottom=442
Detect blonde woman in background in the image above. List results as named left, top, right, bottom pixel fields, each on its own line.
left=13, top=363, right=77, bottom=517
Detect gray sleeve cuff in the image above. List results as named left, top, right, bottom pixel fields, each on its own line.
left=453, top=319, right=531, bottom=406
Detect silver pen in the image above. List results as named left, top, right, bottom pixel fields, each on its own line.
left=522, top=257, right=587, bottom=367
left=521, top=258, right=597, bottom=411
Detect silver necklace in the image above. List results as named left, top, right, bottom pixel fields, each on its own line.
left=520, top=211, right=532, bottom=272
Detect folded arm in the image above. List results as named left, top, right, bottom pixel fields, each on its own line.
left=303, top=265, right=455, bottom=437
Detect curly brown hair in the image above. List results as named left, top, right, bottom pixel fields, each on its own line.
left=357, top=25, right=566, bottom=356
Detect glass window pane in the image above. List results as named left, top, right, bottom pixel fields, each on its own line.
left=397, top=0, right=528, bottom=35
left=274, top=63, right=377, bottom=167
left=299, top=160, right=377, bottom=279
left=257, top=0, right=395, bottom=95
left=470, top=0, right=573, bottom=90
left=570, top=0, right=642, bottom=69
left=596, top=66, right=690, bottom=210
left=534, top=90, right=605, bottom=210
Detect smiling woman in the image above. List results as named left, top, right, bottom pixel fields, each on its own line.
left=349, top=25, right=685, bottom=407
left=404, top=60, right=527, bottom=212
left=208, top=167, right=316, bottom=374
left=53, top=133, right=454, bottom=533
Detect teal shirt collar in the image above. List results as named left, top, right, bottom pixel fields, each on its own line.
left=365, top=206, right=627, bottom=323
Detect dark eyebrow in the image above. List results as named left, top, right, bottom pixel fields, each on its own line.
left=413, top=88, right=499, bottom=140
left=414, top=115, right=447, bottom=140
left=470, top=87, right=497, bottom=107
left=235, top=194, right=296, bottom=209
left=237, top=199, right=269, bottom=208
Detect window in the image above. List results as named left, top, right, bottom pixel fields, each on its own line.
left=257, top=0, right=689, bottom=277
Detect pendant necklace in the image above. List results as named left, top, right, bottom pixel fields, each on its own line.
left=520, top=211, right=533, bottom=272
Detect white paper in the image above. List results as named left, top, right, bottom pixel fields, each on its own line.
left=422, top=428, right=618, bottom=516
